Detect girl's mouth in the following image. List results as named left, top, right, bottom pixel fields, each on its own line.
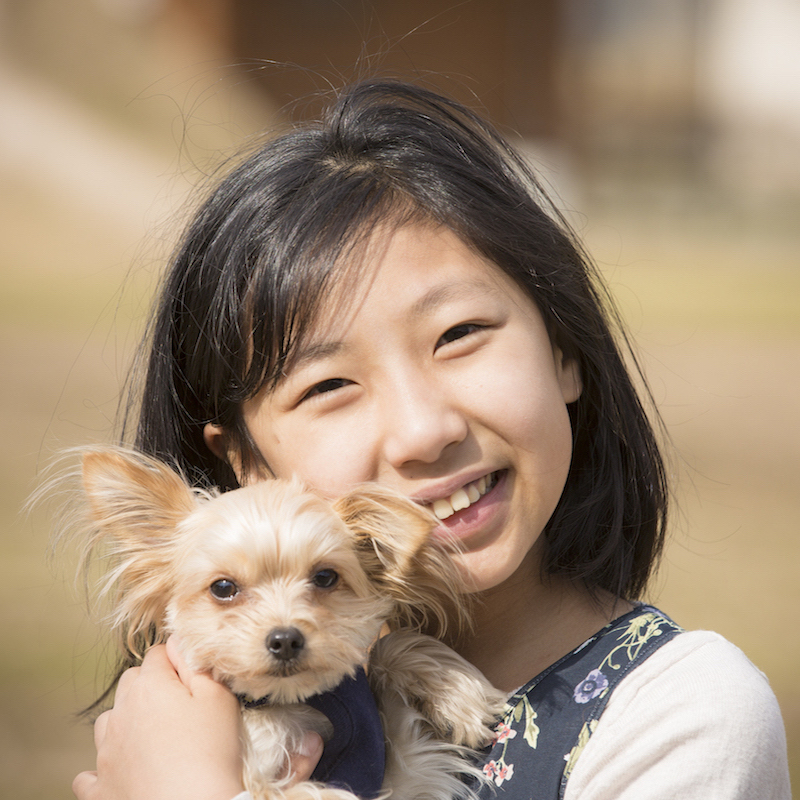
left=428, top=471, right=501, bottom=521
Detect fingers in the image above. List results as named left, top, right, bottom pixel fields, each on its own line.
left=138, top=642, right=195, bottom=694
left=164, top=636, right=238, bottom=707
left=93, top=710, right=111, bottom=750
left=286, top=731, right=324, bottom=786
left=138, top=643, right=176, bottom=679
left=76, top=647, right=245, bottom=800
left=165, top=635, right=193, bottom=686
left=112, top=640, right=233, bottom=709
left=72, top=770, right=97, bottom=799
left=113, top=663, right=141, bottom=703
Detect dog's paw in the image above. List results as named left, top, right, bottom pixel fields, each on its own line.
left=425, top=670, right=507, bottom=749
left=371, top=631, right=506, bottom=749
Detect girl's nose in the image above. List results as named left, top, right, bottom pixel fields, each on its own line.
left=380, top=378, right=468, bottom=469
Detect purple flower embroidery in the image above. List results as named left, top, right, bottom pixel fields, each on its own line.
left=573, top=669, right=609, bottom=704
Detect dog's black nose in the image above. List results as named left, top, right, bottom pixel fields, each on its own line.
left=266, top=627, right=305, bottom=661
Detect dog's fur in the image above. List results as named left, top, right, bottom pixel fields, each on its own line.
left=77, top=447, right=505, bottom=800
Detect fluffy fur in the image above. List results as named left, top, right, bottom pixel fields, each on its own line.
left=77, top=447, right=505, bottom=800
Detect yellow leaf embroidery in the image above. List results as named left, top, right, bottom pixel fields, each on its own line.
left=521, top=697, right=540, bottom=749
left=563, top=719, right=598, bottom=779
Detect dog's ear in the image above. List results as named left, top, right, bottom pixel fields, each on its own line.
left=333, top=486, right=435, bottom=579
left=80, top=447, right=203, bottom=659
left=333, top=486, right=469, bottom=638
left=82, top=447, right=199, bottom=543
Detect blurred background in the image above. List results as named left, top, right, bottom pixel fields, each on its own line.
left=2, top=0, right=798, bottom=795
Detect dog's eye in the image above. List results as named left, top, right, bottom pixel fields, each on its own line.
left=209, top=579, right=239, bottom=600
left=311, top=569, right=339, bottom=590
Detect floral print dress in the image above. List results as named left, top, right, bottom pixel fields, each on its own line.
left=477, top=605, right=683, bottom=800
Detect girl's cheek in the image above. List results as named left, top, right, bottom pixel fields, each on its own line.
left=265, top=416, right=375, bottom=498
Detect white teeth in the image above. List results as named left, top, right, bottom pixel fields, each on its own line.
left=429, top=473, right=496, bottom=520
left=450, top=488, right=470, bottom=512
left=432, top=499, right=455, bottom=520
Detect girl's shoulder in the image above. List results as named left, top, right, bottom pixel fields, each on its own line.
left=564, top=627, right=791, bottom=799
left=606, top=626, right=778, bottom=710
left=481, top=606, right=682, bottom=797
left=480, top=607, right=790, bottom=800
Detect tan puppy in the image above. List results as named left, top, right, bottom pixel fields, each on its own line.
left=77, top=447, right=504, bottom=800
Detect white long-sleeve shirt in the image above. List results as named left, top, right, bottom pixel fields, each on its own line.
left=565, top=630, right=791, bottom=798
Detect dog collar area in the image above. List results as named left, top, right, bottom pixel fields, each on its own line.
left=238, top=693, right=272, bottom=709
left=233, top=669, right=386, bottom=799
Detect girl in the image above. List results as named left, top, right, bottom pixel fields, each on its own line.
left=72, top=80, right=790, bottom=800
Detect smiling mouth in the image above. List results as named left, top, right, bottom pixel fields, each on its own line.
left=428, top=471, right=501, bottom=520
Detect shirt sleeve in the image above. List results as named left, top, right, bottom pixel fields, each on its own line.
left=563, top=630, right=791, bottom=799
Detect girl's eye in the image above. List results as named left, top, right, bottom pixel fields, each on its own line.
left=311, top=569, right=339, bottom=589
left=301, top=378, right=351, bottom=403
left=436, top=323, right=483, bottom=349
left=209, top=579, right=239, bottom=601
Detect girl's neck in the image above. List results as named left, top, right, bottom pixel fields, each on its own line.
left=455, top=555, right=633, bottom=692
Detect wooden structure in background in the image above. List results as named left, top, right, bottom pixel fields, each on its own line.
left=226, top=0, right=562, bottom=138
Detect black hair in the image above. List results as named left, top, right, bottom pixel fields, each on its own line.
left=127, top=79, right=668, bottom=601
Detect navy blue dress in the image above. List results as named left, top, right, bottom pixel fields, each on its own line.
left=475, top=605, right=683, bottom=800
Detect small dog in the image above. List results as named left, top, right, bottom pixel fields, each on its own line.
left=76, top=447, right=505, bottom=800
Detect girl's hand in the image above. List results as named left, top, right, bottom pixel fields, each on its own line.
left=72, top=637, right=245, bottom=800
left=285, top=731, right=324, bottom=786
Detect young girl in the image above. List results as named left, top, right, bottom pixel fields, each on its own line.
left=72, top=80, right=790, bottom=800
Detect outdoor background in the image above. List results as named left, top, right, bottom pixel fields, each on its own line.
left=2, top=1, right=798, bottom=796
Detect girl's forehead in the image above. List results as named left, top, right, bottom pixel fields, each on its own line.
left=290, top=222, right=539, bottom=357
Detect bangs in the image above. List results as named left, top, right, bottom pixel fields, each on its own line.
left=211, top=170, right=427, bottom=483
left=240, top=179, right=426, bottom=401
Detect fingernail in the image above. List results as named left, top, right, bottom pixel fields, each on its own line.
left=297, top=731, right=323, bottom=758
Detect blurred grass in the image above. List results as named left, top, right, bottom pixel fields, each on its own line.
left=590, top=217, right=800, bottom=788
left=3, top=176, right=798, bottom=796
left=1, top=172, right=159, bottom=798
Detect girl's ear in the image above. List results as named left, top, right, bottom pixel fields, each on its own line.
left=555, top=346, right=582, bottom=404
left=203, top=423, right=229, bottom=461
left=332, top=486, right=469, bottom=638
left=203, top=423, right=251, bottom=485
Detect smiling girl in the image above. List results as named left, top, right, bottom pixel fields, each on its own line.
left=73, top=80, right=790, bottom=800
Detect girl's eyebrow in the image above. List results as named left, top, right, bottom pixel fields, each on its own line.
left=409, top=280, right=496, bottom=318
left=289, top=279, right=496, bottom=374
left=290, top=340, right=346, bottom=371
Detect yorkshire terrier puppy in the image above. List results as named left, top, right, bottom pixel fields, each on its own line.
left=76, top=447, right=505, bottom=800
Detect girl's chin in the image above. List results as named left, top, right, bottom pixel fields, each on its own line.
left=452, top=530, right=546, bottom=596
left=450, top=550, right=521, bottom=594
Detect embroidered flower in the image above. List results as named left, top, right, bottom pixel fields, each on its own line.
left=492, top=721, right=517, bottom=745
left=573, top=669, right=609, bottom=704
left=494, top=762, right=514, bottom=786
left=483, top=760, right=498, bottom=779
